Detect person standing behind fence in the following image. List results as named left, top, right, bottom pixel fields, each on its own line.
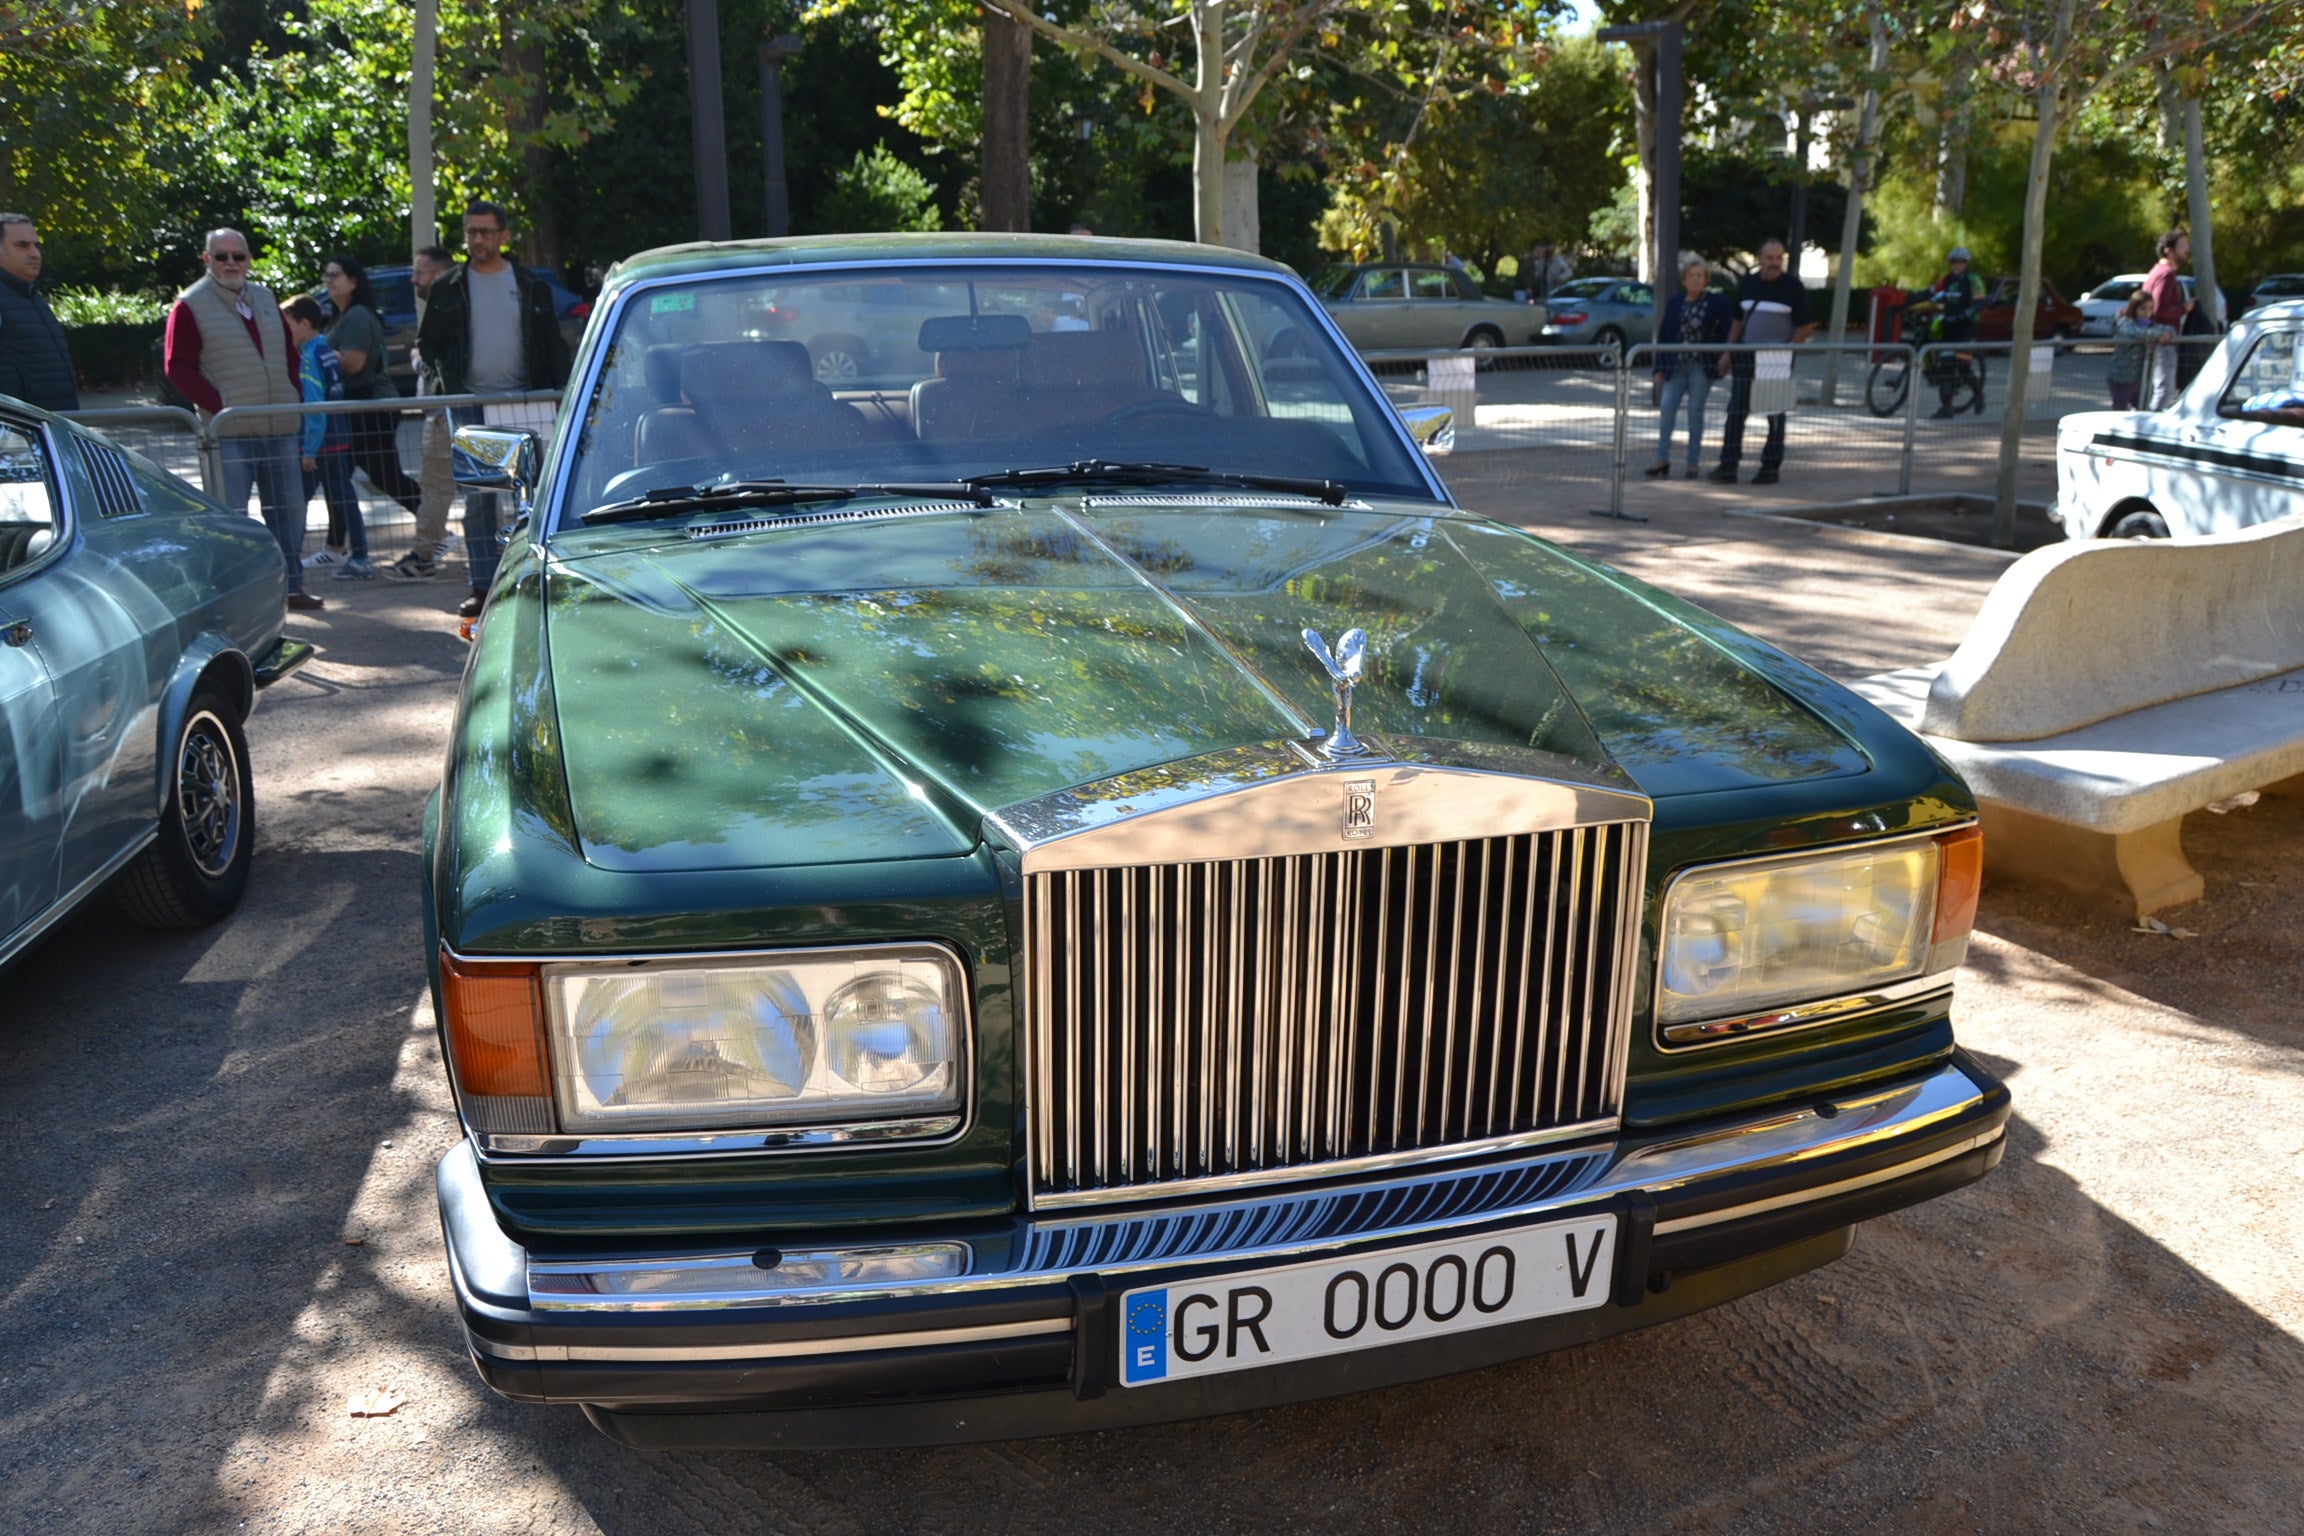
left=387, top=246, right=458, bottom=581
left=2107, top=291, right=2171, bottom=411
left=322, top=255, right=423, bottom=531
left=1710, top=239, right=1816, bottom=486
left=282, top=295, right=374, bottom=580
left=2140, top=230, right=2191, bottom=410
left=1646, top=258, right=1733, bottom=480
left=414, top=201, right=570, bottom=619
left=164, top=228, right=319, bottom=611
left=0, top=214, right=79, bottom=413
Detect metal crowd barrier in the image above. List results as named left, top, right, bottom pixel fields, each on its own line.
left=67, top=392, right=563, bottom=549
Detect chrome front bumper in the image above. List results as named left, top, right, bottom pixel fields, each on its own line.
left=439, top=1051, right=2008, bottom=1446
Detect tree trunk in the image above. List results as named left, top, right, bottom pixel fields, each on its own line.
left=1220, top=150, right=1260, bottom=253
left=1785, top=107, right=1810, bottom=267
left=1629, top=43, right=1657, bottom=282
left=1934, top=56, right=1972, bottom=220
left=2182, top=96, right=2222, bottom=327
left=502, top=15, right=561, bottom=272
left=1821, top=1, right=1885, bottom=407
left=980, top=6, right=1032, bottom=232
left=1189, top=2, right=1226, bottom=246
left=1993, top=0, right=2079, bottom=547
left=410, top=0, right=437, bottom=261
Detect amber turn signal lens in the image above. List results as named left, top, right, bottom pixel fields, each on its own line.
left=440, top=952, right=548, bottom=1098
left=1931, top=826, right=1984, bottom=946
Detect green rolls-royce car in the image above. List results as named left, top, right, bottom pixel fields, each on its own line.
left=425, top=235, right=2006, bottom=1450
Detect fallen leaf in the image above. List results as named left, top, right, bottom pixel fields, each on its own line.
left=39, top=1198, right=55, bottom=1210
left=2133, top=916, right=2171, bottom=935
left=347, top=1390, right=405, bottom=1418
left=342, top=1237, right=365, bottom=1247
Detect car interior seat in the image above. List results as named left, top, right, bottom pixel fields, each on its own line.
left=910, top=314, right=1030, bottom=442
left=634, top=340, right=871, bottom=468
left=1018, top=328, right=1165, bottom=427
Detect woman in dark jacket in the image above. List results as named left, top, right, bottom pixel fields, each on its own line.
left=319, top=256, right=422, bottom=551
left=1648, top=258, right=1737, bottom=478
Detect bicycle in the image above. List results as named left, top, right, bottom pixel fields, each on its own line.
left=1866, top=307, right=1988, bottom=417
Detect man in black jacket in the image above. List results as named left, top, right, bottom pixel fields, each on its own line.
left=0, top=214, right=80, bottom=413
left=414, top=200, right=571, bottom=617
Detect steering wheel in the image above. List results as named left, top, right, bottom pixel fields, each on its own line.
left=1102, top=399, right=1214, bottom=428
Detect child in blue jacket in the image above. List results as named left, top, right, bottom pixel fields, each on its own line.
left=282, top=295, right=373, bottom=579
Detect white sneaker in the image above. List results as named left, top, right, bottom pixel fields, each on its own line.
left=302, top=547, right=343, bottom=568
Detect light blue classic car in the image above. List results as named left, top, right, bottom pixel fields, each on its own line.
left=1, top=396, right=310, bottom=971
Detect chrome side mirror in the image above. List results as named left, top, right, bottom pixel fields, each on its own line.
left=1397, top=403, right=1454, bottom=456
left=452, top=425, right=541, bottom=490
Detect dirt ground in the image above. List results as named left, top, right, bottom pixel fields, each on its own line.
left=2, top=460, right=2298, bottom=1534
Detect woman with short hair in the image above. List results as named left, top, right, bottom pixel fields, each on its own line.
left=1647, top=257, right=1735, bottom=479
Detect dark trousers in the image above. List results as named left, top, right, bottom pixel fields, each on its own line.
left=346, top=406, right=423, bottom=517
left=1715, top=364, right=1785, bottom=474
left=304, top=449, right=368, bottom=559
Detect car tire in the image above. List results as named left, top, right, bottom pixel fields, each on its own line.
left=1593, top=326, right=1626, bottom=361
left=2106, top=507, right=2170, bottom=540
left=1463, top=326, right=1505, bottom=371
left=113, top=688, right=255, bottom=930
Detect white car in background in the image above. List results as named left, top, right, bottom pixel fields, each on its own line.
left=2055, top=299, right=2304, bottom=539
left=2076, top=273, right=2193, bottom=337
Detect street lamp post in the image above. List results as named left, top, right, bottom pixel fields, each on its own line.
left=1597, top=20, right=1682, bottom=342
left=759, top=34, right=802, bottom=239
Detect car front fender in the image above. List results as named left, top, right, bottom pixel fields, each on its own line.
left=150, top=633, right=255, bottom=820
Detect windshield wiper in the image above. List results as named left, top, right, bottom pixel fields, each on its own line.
left=580, top=479, right=992, bottom=526
left=963, top=460, right=1347, bottom=507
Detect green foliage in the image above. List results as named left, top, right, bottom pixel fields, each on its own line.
left=62, top=322, right=167, bottom=389
left=818, top=145, right=944, bottom=232
left=1678, top=145, right=1850, bottom=268
left=46, top=288, right=171, bottom=326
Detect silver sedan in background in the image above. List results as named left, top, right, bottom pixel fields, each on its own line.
left=1536, top=277, right=1656, bottom=352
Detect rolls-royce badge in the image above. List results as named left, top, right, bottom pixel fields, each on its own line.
left=1302, top=627, right=1371, bottom=760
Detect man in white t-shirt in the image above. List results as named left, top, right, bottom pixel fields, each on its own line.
left=412, top=199, right=571, bottom=618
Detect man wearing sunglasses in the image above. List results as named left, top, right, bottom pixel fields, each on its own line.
left=165, top=228, right=322, bottom=610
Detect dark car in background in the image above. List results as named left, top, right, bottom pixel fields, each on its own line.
left=320, top=266, right=591, bottom=393
left=2245, top=274, right=2304, bottom=314
left=1975, top=276, right=2085, bottom=341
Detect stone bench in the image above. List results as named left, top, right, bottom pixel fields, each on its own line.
left=1848, top=516, right=2304, bottom=916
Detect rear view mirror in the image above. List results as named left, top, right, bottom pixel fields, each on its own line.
left=451, top=426, right=541, bottom=493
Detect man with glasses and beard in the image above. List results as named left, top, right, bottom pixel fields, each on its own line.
left=164, top=228, right=322, bottom=611
left=414, top=200, right=570, bottom=618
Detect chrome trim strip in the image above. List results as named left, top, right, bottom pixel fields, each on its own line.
left=1658, top=971, right=1959, bottom=1048
left=1650, top=822, right=1978, bottom=1053
left=986, top=737, right=1650, bottom=875
left=0, top=828, right=157, bottom=973
left=473, top=1316, right=1071, bottom=1363
left=446, top=939, right=978, bottom=1164
left=1650, top=1130, right=2001, bottom=1235
left=513, top=1060, right=1993, bottom=1313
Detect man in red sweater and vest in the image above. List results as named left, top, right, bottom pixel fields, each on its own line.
left=163, top=227, right=322, bottom=611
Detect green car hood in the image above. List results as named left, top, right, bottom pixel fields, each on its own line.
left=542, top=502, right=1866, bottom=872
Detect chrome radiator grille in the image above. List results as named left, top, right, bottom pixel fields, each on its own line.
left=1024, top=822, right=1646, bottom=1206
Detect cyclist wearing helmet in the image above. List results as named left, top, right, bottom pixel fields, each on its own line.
left=1925, top=247, right=1986, bottom=417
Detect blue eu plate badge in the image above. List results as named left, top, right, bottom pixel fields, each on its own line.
left=1123, top=1290, right=1169, bottom=1383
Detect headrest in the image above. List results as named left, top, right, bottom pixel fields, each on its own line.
left=680, top=340, right=816, bottom=404
left=935, top=349, right=1020, bottom=381
left=1022, top=328, right=1143, bottom=392
left=918, top=313, right=1031, bottom=353
left=642, top=344, right=687, bottom=402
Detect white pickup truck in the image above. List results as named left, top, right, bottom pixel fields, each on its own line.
left=2055, top=298, right=2304, bottom=539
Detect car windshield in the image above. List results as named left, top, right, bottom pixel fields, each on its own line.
left=2259, top=276, right=2304, bottom=297
left=1310, top=267, right=1361, bottom=300
left=556, top=263, right=1435, bottom=526
left=2087, top=280, right=2141, bottom=303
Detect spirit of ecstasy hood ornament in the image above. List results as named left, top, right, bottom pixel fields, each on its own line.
left=1302, top=627, right=1372, bottom=760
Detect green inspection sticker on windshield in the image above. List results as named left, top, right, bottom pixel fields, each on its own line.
left=650, top=292, right=696, bottom=315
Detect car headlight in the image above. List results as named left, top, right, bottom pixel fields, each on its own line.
left=1657, top=829, right=1980, bottom=1045
left=477, top=944, right=969, bottom=1136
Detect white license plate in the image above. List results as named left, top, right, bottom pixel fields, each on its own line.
left=1117, top=1213, right=1618, bottom=1387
